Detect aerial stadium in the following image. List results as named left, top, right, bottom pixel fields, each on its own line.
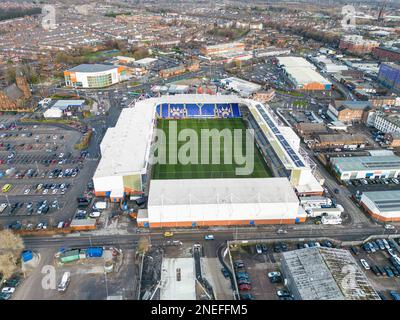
left=92, top=94, right=323, bottom=228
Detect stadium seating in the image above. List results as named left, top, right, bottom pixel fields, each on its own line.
left=156, top=102, right=241, bottom=119
left=169, top=104, right=186, bottom=119
left=200, top=104, right=216, bottom=117
left=231, top=103, right=241, bottom=117
left=185, top=104, right=201, bottom=117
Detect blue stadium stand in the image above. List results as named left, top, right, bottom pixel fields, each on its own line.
left=200, top=104, right=216, bottom=117
left=185, top=104, right=201, bottom=117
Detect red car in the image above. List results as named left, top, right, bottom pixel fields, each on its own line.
left=239, top=284, right=251, bottom=291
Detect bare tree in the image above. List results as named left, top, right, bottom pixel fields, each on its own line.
left=0, top=230, right=25, bottom=279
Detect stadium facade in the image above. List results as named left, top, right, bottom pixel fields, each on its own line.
left=64, top=64, right=129, bottom=88
left=93, top=94, right=323, bottom=227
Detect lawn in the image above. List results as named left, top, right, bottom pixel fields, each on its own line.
left=152, top=118, right=272, bottom=180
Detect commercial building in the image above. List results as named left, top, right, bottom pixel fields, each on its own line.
left=220, top=77, right=261, bottom=97
left=373, top=46, right=400, bottom=62
left=295, top=123, right=328, bottom=139
left=374, top=112, right=400, bottom=134
left=327, top=100, right=372, bottom=123
left=281, top=247, right=380, bottom=300
left=134, top=57, right=158, bottom=67
left=378, top=63, right=400, bottom=93
left=200, top=42, right=245, bottom=57
left=314, top=133, right=367, bottom=150
left=331, top=155, right=400, bottom=180
left=339, top=35, right=379, bottom=55
left=277, top=57, right=332, bottom=91
left=159, top=61, right=200, bottom=79
left=64, top=64, right=129, bottom=88
left=360, top=190, right=400, bottom=222
left=312, top=55, right=348, bottom=73
left=138, top=178, right=305, bottom=228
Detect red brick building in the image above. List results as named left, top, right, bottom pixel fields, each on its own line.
left=372, top=47, right=400, bottom=62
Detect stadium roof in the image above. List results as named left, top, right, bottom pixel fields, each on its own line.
left=148, top=178, right=298, bottom=207
left=68, top=64, right=118, bottom=73
left=94, top=99, right=157, bottom=177
left=246, top=100, right=306, bottom=169
left=362, top=190, right=400, bottom=212
left=331, top=155, right=400, bottom=172
left=282, top=247, right=380, bottom=300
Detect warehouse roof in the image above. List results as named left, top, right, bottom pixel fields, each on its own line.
left=149, top=178, right=299, bottom=206
left=277, top=56, right=316, bottom=69
left=68, top=64, right=118, bottom=73
left=331, top=155, right=400, bottom=172
left=282, top=247, right=380, bottom=300
left=362, top=190, right=400, bottom=212
left=160, top=258, right=196, bottom=300
left=277, top=56, right=331, bottom=86
left=334, top=100, right=372, bottom=110
left=318, top=133, right=366, bottom=143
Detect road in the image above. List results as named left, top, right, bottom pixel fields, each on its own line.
left=22, top=222, right=390, bottom=250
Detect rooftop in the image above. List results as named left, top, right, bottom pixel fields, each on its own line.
left=362, top=190, right=400, bottom=212
left=334, top=100, right=372, bottom=110
left=331, top=155, right=400, bottom=172
left=148, top=178, right=299, bottom=207
left=68, top=64, right=118, bottom=73
left=282, top=247, right=380, bottom=300
left=160, top=258, right=196, bottom=300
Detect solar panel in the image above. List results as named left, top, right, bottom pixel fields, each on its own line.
left=255, top=104, right=305, bottom=168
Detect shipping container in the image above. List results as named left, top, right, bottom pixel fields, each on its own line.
left=21, top=250, right=33, bottom=262
left=86, top=247, right=103, bottom=258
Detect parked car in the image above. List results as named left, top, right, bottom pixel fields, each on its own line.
left=360, top=259, right=370, bottom=270
left=350, top=246, right=359, bottom=255
left=1, top=287, right=15, bottom=294
left=255, top=244, right=262, bottom=254
left=276, top=289, right=291, bottom=298
left=238, top=284, right=251, bottom=291
left=220, top=268, right=230, bottom=278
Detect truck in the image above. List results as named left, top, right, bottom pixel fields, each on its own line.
left=57, top=272, right=71, bottom=292
left=93, top=201, right=108, bottom=211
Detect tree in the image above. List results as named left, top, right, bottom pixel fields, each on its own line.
left=0, top=230, right=24, bottom=279
left=5, top=66, right=16, bottom=84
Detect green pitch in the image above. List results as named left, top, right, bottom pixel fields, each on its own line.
left=152, top=118, right=272, bottom=180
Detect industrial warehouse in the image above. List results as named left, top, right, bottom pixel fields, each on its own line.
left=64, top=64, right=130, bottom=88
left=93, top=94, right=323, bottom=227
left=281, top=247, right=380, bottom=300
left=277, top=57, right=332, bottom=91
left=360, top=190, right=400, bottom=222
left=331, top=155, right=400, bottom=180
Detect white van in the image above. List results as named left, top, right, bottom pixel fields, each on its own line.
left=57, top=272, right=71, bottom=292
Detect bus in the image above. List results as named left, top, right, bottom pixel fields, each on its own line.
left=2, top=184, right=12, bottom=193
